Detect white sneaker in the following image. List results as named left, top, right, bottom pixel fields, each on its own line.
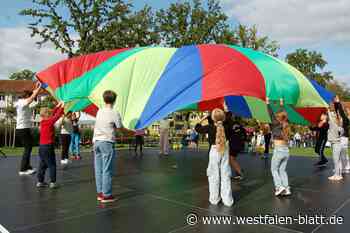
left=36, top=182, right=48, bottom=188
left=49, top=182, right=59, bottom=189
left=275, top=187, right=286, bottom=196
left=26, top=169, right=36, bottom=175
left=19, top=169, right=36, bottom=175
left=283, top=187, right=292, bottom=196
left=61, top=159, right=69, bottom=165
left=19, top=171, right=29, bottom=176
left=343, top=169, right=350, bottom=174
left=328, top=175, right=343, bottom=181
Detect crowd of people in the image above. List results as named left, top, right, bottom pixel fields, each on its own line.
left=12, top=83, right=350, bottom=206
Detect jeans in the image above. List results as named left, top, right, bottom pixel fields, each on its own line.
left=69, top=133, right=80, bottom=155
left=331, top=142, right=342, bottom=176
left=61, top=134, right=71, bottom=160
left=207, top=145, right=233, bottom=207
left=271, top=145, right=290, bottom=189
left=17, top=128, right=33, bottom=171
left=340, top=137, right=350, bottom=171
left=94, top=141, right=116, bottom=196
left=38, top=144, right=56, bottom=183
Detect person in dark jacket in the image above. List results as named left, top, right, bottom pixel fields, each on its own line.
left=195, top=113, right=215, bottom=154
left=310, top=113, right=329, bottom=167
left=262, top=124, right=272, bottom=159
left=225, top=113, right=246, bottom=180
left=334, top=96, right=350, bottom=173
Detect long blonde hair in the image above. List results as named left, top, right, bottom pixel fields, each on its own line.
left=276, top=111, right=289, bottom=141
left=211, top=108, right=226, bottom=155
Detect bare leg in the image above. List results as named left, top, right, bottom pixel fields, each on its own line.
left=230, top=155, right=242, bottom=175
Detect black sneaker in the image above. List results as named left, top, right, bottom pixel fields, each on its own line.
left=315, top=159, right=328, bottom=167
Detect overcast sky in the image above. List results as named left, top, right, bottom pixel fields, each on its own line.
left=0, top=0, right=348, bottom=85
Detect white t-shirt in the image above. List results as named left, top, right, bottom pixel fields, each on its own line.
left=93, top=107, right=123, bottom=143
left=15, top=98, right=32, bottom=129
left=57, top=117, right=73, bottom=134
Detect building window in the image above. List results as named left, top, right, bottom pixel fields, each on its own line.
left=0, top=95, right=5, bottom=101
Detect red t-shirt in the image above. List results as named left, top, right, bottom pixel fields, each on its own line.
left=40, top=107, right=64, bottom=145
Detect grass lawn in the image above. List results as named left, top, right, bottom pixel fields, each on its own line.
left=0, top=145, right=335, bottom=158
left=0, top=144, right=132, bottom=156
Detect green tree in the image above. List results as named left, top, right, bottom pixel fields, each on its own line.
left=286, top=49, right=334, bottom=86
left=9, top=69, right=35, bottom=80
left=155, top=0, right=236, bottom=47
left=36, top=95, right=57, bottom=110
left=21, top=0, right=159, bottom=56
left=327, top=80, right=350, bottom=101
left=233, top=24, right=279, bottom=56
left=155, top=0, right=279, bottom=55
left=4, top=104, right=16, bottom=148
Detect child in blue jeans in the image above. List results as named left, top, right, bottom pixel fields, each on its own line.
left=267, top=98, right=291, bottom=197
left=93, top=90, right=125, bottom=203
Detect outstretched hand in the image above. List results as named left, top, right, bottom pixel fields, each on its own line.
left=200, top=112, right=210, bottom=122
left=334, top=95, right=340, bottom=103
left=57, top=101, right=65, bottom=108
left=35, top=82, right=42, bottom=90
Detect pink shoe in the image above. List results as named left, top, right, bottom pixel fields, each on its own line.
left=101, top=195, right=117, bottom=203
left=97, top=193, right=103, bottom=201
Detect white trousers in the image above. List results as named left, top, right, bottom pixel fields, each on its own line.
left=207, top=146, right=234, bottom=207
left=340, top=137, right=350, bottom=171
left=159, top=129, right=169, bottom=154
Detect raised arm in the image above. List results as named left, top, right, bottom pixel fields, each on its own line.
left=195, top=114, right=211, bottom=134
left=75, top=112, right=81, bottom=120
left=266, top=97, right=280, bottom=125
left=24, top=82, right=42, bottom=106
left=334, top=97, right=349, bottom=125
left=49, top=102, right=65, bottom=124
left=57, top=116, right=64, bottom=129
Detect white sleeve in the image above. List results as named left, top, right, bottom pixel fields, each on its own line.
left=114, top=112, right=123, bottom=129
left=22, top=98, right=31, bottom=107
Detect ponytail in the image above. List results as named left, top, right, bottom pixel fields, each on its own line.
left=215, top=121, right=226, bottom=155
left=211, top=108, right=226, bottom=155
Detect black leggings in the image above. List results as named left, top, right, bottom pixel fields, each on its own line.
left=61, top=134, right=71, bottom=160
left=264, top=133, right=271, bottom=154
left=315, top=137, right=327, bottom=160
left=135, top=136, right=144, bottom=153
left=17, top=128, right=33, bottom=171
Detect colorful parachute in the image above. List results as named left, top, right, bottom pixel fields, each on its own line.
left=36, top=44, right=333, bottom=129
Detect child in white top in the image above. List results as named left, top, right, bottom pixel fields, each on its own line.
left=93, top=90, right=124, bottom=203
